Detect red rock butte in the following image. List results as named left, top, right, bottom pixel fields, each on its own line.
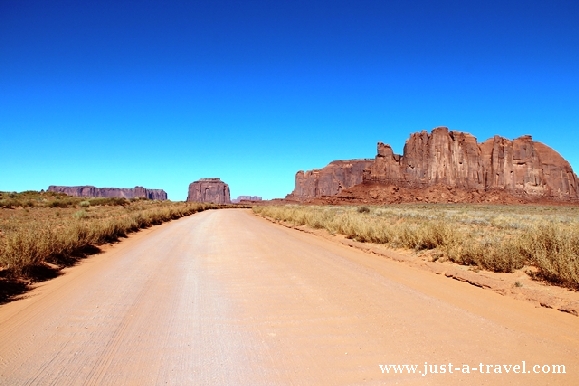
left=231, top=196, right=263, bottom=203
left=287, top=127, right=579, bottom=204
left=187, top=178, right=231, bottom=204
left=47, top=186, right=168, bottom=200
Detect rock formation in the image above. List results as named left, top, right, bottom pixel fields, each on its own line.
left=287, top=160, right=374, bottom=200
left=368, top=128, right=485, bottom=190
left=47, top=186, right=168, bottom=200
left=187, top=178, right=231, bottom=204
left=231, top=196, right=262, bottom=203
left=288, top=127, right=578, bottom=203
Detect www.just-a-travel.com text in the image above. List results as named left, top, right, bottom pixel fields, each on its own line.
left=379, top=361, right=566, bottom=377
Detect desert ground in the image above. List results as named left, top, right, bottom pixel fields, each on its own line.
left=0, top=209, right=577, bottom=385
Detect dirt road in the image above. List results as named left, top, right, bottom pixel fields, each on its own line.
left=0, top=209, right=578, bottom=385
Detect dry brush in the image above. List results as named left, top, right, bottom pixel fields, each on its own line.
left=0, top=194, right=221, bottom=277
left=253, top=204, right=579, bottom=288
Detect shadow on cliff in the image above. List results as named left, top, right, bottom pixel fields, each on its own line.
left=0, top=244, right=103, bottom=305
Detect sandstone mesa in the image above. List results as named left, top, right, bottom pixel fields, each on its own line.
left=287, top=127, right=578, bottom=204
left=187, top=178, right=231, bottom=204
left=47, top=186, right=168, bottom=200
left=231, top=196, right=263, bottom=203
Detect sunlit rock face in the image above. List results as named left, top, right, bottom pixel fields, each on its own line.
left=47, top=186, right=168, bottom=200
left=187, top=178, right=231, bottom=204
left=286, top=160, right=374, bottom=200
left=289, top=127, right=578, bottom=201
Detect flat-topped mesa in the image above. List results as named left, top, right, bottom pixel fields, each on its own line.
left=289, top=127, right=579, bottom=202
left=187, top=178, right=231, bottom=204
left=231, top=196, right=262, bottom=203
left=47, top=186, right=168, bottom=200
left=286, top=159, right=374, bottom=200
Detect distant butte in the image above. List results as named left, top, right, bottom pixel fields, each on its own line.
left=187, top=178, right=231, bottom=204
left=286, top=127, right=579, bottom=204
left=47, top=186, right=168, bottom=200
left=231, top=196, right=262, bottom=203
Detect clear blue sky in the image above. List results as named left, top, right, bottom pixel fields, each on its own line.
left=1, top=0, right=578, bottom=200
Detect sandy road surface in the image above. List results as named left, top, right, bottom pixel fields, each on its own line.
left=0, top=209, right=578, bottom=385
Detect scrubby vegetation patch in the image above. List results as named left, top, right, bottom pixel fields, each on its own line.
left=253, top=204, right=579, bottom=288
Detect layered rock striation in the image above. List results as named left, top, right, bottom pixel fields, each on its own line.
left=289, top=127, right=578, bottom=202
left=47, top=186, right=168, bottom=200
left=287, top=160, right=374, bottom=200
left=231, top=196, right=262, bottom=203
left=187, top=178, right=231, bottom=204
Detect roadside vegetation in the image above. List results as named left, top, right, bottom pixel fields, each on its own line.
left=253, top=204, right=579, bottom=289
left=0, top=191, right=221, bottom=278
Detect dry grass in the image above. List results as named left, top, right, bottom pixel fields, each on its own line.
left=0, top=191, right=222, bottom=277
left=253, top=204, right=579, bottom=288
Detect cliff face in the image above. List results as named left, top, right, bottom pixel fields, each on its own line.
left=478, top=135, right=577, bottom=198
left=369, top=128, right=485, bottom=190
left=231, top=196, right=262, bottom=203
left=47, top=186, right=168, bottom=200
left=287, top=160, right=374, bottom=200
left=290, top=127, right=578, bottom=202
left=187, top=178, right=231, bottom=204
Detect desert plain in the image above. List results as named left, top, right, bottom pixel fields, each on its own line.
left=0, top=197, right=578, bottom=384
left=1, top=129, right=579, bottom=385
